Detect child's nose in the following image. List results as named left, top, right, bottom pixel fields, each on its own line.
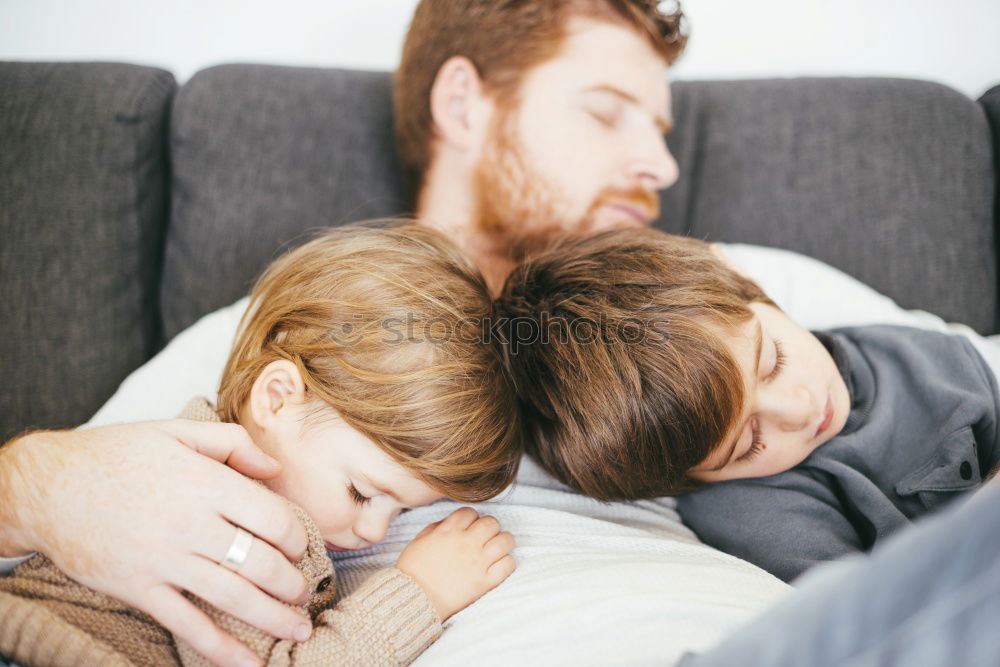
left=760, top=385, right=815, bottom=432
left=354, top=514, right=389, bottom=546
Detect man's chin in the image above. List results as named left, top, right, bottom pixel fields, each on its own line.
left=596, top=205, right=654, bottom=229
left=476, top=217, right=568, bottom=262
left=503, top=218, right=652, bottom=261
left=595, top=216, right=651, bottom=233
left=474, top=203, right=654, bottom=262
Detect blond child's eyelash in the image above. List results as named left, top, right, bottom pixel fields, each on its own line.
left=768, top=338, right=787, bottom=380
left=347, top=482, right=371, bottom=506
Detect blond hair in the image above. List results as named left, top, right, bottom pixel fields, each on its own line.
left=495, top=229, right=770, bottom=500
left=218, top=221, right=520, bottom=502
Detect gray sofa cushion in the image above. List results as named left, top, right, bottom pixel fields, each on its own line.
left=165, top=68, right=997, bottom=343
left=161, top=65, right=408, bottom=340
left=980, top=83, right=1000, bottom=298
left=660, top=78, right=997, bottom=333
left=0, top=62, right=174, bottom=441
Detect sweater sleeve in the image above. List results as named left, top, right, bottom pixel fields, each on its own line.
left=280, top=568, right=440, bottom=666
left=0, top=589, right=133, bottom=667
left=0, top=553, right=178, bottom=666
left=956, top=335, right=1000, bottom=478
left=177, top=567, right=440, bottom=667
left=676, top=471, right=864, bottom=583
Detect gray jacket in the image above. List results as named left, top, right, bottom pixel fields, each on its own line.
left=676, top=326, right=1000, bottom=583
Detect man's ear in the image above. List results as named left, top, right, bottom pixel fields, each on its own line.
left=429, top=56, right=491, bottom=151
left=245, top=360, right=308, bottom=431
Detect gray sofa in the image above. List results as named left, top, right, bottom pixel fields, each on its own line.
left=2, top=61, right=999, bottom=443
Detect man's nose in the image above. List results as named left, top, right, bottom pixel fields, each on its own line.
left=758, top=385, right=815, bottom=432
left=628, top=133, right=679, bottom=192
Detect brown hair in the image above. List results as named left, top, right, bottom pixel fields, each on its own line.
left=217, top=221, right=521, bottom=502
left=394, top=0, right=688, bottom=195
left=494, top=228, right=771, bottom=500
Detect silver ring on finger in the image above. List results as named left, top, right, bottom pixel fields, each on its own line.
left=220, top=527, right=254, bottom=571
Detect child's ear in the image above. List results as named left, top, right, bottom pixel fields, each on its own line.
left=429, top=56, right=492, bottom=151
left=245, top=360, right=308, bottom=430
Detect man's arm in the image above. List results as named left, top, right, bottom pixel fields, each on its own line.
left=0, top=421, right=314, bottom=667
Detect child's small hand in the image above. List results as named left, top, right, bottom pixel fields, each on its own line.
left=396, top=507, right=516, bottom=621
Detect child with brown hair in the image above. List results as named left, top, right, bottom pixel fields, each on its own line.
left=495, top=227, right=1000, bottom=583
left=0, top=222, right=521, bottom=666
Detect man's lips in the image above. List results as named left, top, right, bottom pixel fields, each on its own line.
left=814, top=394, right=834, bottom=438
left=603, top=201, right=653, bottom=225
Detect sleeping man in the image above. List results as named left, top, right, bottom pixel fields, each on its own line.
left=2, top=1, right=1000, bottom=666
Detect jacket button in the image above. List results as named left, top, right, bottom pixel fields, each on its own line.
left=316, top=576, right=332, bottom=593
left=960, top=461, right=973, bottom=480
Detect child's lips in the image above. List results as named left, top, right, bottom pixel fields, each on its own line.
left=814, top=394, right=834, bottom=438
left=324, top=541, right=351, bottom=552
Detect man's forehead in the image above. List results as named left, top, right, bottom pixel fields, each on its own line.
left=532, top=16, right=671, bottom=109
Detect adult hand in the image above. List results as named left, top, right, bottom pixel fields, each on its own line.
left=0, top=420, right=313, bottom=667
left=397, top=507, right=516, bottom=621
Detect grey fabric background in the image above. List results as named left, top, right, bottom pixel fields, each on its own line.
left=160, top=65, right=408, bottom=340
left=1, top=62, right=997, bottom=442
left=0, top=62, right=174, bottom=442
left=980, top=83, right=1000, bottom=313
left=162, top=68, right=999, bottom=343
left=659, top=78, right=997, bottom=333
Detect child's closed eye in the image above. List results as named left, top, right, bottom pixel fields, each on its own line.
left=767, top=338, right=786, bottom=381
left=347, top=482, right=371, bottom=506
left=737, top=420, right=766, bottom=464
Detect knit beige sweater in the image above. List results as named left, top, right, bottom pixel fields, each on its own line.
left=0, top=398, right=442, bottom=666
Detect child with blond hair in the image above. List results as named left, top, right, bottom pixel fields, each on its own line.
left=0, top=222, right=521, bottom=666
left=495, top=227, right=1000, bottom=583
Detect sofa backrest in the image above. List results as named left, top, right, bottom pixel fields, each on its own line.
left=0, top=62, right=174, bottom=442
left=981, top=82, right=1000, bottom=294
left=160, top=65, right=408, bottom=340
left=163, top=66, right=999, bottom=343
left=2, top=62, right=997, bottom=440
left=660, top=77, right=998, bottom=334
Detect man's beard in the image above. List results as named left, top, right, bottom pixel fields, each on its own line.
left=473, top=108, right=660, bottom=262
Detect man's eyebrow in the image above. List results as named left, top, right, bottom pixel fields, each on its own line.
left=582, top=84, right=674, bottom=134
left=707, top=321, right=763, bottom=471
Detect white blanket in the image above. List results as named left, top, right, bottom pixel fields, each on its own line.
left=84, top=244, right=1000, bottom=663
left=341, top=458, right=790, bottom=665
